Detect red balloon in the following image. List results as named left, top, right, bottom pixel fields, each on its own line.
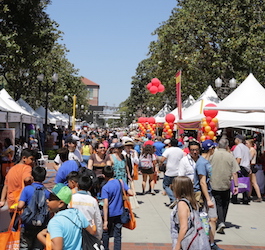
left=202, top=126, right=205, bottom=133
left=169, top=122, right=174, bottom=128
left=146, top=82, right=152, bottom=90
left=149, top=86, right=158, bottom=94
left=205, top=135, right=211, bottom=140
left=143, top=117, right=148, bottom=123
left=165, top=113, right=175, bottom=123
left=151, top=78, right=161, bottom=87
left=203, top=103, right=218, bottom=118
left=157, top=84, right=165, bottom=93
left=163, top=128, right=167, bottom=132
left=206, top=116, right=212, bottom=124
left=213, top=127, right=218, bottom=132
left=138, top=117, right=144, bottom=123
left=148, top=117, right=156, bottom=124
left=209, top=121, right=216, bottom=130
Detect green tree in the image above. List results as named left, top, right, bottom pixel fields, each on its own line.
left=126, top=0, right=265, bottom=114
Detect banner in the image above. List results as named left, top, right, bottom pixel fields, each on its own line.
left=176, top=71, right=182, bottom=120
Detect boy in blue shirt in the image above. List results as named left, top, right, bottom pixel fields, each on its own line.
left=101, top=166, right=133, bottom=250
left=18, top=166, right=50, bottom=250
left=37, top=183, right=96, bottom=250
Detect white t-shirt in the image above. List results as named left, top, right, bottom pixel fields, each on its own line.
left=51, top=131, right=58, bottom=142
left=233, top=143, right=251, bottom=170
left=54, top=149, right=83, bottom=167
left=162, top=147, right=184, bottom=177
left=178, top=154, right=197, bottom=182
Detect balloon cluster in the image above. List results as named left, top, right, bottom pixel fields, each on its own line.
left=163, top=114, right=175, bottom=138
left=200, top=104, right=218, bottom=142
left=138, top=117, right=156, bottom=138
left=146, top=78, right=165, bottom=94
left=28, top=124, right=35, bottom=135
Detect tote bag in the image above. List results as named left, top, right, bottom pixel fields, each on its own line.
left=231, top=176, right=250, bottom=193
left=0, top=210, right=20, bottom=250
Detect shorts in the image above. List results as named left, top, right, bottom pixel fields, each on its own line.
left=141, top=168, right=154, bottom=174
left=201, top=195, right=217, bottom=219
left=251, top=164, right=258, bottom=174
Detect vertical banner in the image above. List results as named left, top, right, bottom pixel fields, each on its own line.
left=176, top=71, right=182, bottom=120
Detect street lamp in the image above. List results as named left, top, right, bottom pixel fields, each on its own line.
left=37, top=73, right=58, bottom=137
left=214, top=77, right=237, bottom=99
left=146, top=106, right=156, bottom=116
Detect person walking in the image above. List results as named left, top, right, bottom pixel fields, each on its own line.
left=160, top=139, right=183, bottom=207
left=139, top=144, right=157, bottom=195
left=246, top=139, right=262, bottom=202
left=231, top=134, right=251, bottom=204
left=210, top=138, right=240, bottom=234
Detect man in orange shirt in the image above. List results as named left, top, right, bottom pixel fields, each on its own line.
left=0, top=148, right=36, bottom=210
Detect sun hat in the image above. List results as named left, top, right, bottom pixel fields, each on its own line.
left=124, top=140, right=134, bottom=146
left=52, top=183, right=72, bottom=204
left=114, top=142, right=124, bottom=148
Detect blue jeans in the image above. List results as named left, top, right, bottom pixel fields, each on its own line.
left=163, top=175, right=176, bottom=203
left=102, top=215, right=122, bottom=250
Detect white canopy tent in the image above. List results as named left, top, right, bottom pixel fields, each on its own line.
left=203, top=73, right=265, bottom=128
left=0, top=89, right=34, bottom=124
left=50, top=110, right=69, bottom=127
left=35, top=106, right=56, bottom=124
left=17, top=98, right=44, bottom=130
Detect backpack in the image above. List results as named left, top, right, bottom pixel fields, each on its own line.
left=139, top=154, right=153, bottom=169
left=170, top=198, right=210, bottom=250
left=20, top=185, right=49, bottom=227
left=134, top=144, right=141, bottom=155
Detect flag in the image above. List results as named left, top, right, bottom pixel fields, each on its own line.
left=176, top=71, right=182, bottom=120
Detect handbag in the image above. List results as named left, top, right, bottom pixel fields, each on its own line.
left=0, top=210, right=20, bottom=250
left=1, top=162, right=15, bottom=178
left=133, top=164, right=138, bottom=180
left=231, top=176, right=250, bottom=193
left=119, top=180, right=130, bottom=224
left=119, top=180, right=136, bottom=230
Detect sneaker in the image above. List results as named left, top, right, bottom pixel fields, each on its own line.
left=211, top=243, right=224, bottom=250
left=253, top=198, right=262, bottom=202
left=150, top=190, right=156, bottom=195
left=216, top=222, right=225, bottom=234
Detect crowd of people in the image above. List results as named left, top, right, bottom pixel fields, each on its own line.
left=0, top=126, right=264, bottom=250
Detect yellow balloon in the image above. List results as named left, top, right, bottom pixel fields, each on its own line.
left=202, top=117, right=206, bottom=122
left=166, top=125, right=170, bottom=130
left=202, top=121, right=208, bottom=127
left=168, top=129, right=172, bottom=133
left=201, top=135, right=206, bottom=142
left=164, top=122, right=168, bottom=126
left=205, top=126, right=211, bottom=133
left=208, top=131, right=215, bottom=137
left=213, top=136, right=217, bottom=141
left=212, top=117, right=218, bottom=123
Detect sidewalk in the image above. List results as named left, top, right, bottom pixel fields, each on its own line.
left=43, top=163, right=265, bottom=249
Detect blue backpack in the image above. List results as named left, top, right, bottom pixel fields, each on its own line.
left=20, top=185, right=49, bottom=227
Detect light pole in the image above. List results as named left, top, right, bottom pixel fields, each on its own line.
left=64, top=94, right=77, bottom=130
left=37, top=73, right=58, bottom=136
left=214, top=77, right=237, bottom=99
left=146, top=106, right=156, bottom=116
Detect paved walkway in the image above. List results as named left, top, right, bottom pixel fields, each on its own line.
left=1, top=161, right=264, bottom=250
left=43, top=162, right=265, bottom=249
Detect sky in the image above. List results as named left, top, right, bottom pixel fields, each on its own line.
left=46, top=0, right=177, bottom=107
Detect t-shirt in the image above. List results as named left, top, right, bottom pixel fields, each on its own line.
left=51, top=131, right=58, bottom=142
left=210, top=148, right=240, bottom=191
left=233, top=143, right=251, bottom=170
left=178, top=154, right=198, bottom=182
left=5, top=163, right=32, bottom=208
left=19, top=182, right=50, bottom=205
left=101, top=179, right=129, bottom=217
left=54, top=149, right=83, bottom=167
left=162, top=147, right=184, bottom=177
left=193, top=156, right=212, bottom=193
left=153, top=141, right=165, bottom=156
left=71, top=191, right=103, bottom=239
left=48, top=208, right=89, bottom=250
left=55, top=160, right=79, bottom=184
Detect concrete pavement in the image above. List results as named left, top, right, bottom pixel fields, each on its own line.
left=1, top=162, right=265, bottom=250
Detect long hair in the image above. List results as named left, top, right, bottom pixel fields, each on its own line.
left=141, top=144, right=154, bottom=157
left=172, top=176, right=197, bottom=210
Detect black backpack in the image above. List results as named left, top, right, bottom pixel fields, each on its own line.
left=20, top=185, right=49, bottom=227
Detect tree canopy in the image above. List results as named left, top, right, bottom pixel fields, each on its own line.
left=0, top=0, right=88, bottom=114
left=126, top=0, right=265, bottom=116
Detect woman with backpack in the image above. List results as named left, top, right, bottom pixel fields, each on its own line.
left=170, top=176, right=210, bottom=250
left=139, top=144, right=157, bottom=195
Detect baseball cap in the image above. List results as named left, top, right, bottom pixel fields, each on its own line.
left=164, top=139, right=171, bottom=145
left=114, top=142, right=124, bottom=148
left=52, top=183, right=72, bottom=204
left=235, top=134, right=245, bottom=141
left=201, top=139, right=215, bottom=151
left=144, top=140, right=154, bottom=146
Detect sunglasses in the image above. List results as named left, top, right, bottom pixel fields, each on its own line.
left=99, top=147, right=106, bottom=149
